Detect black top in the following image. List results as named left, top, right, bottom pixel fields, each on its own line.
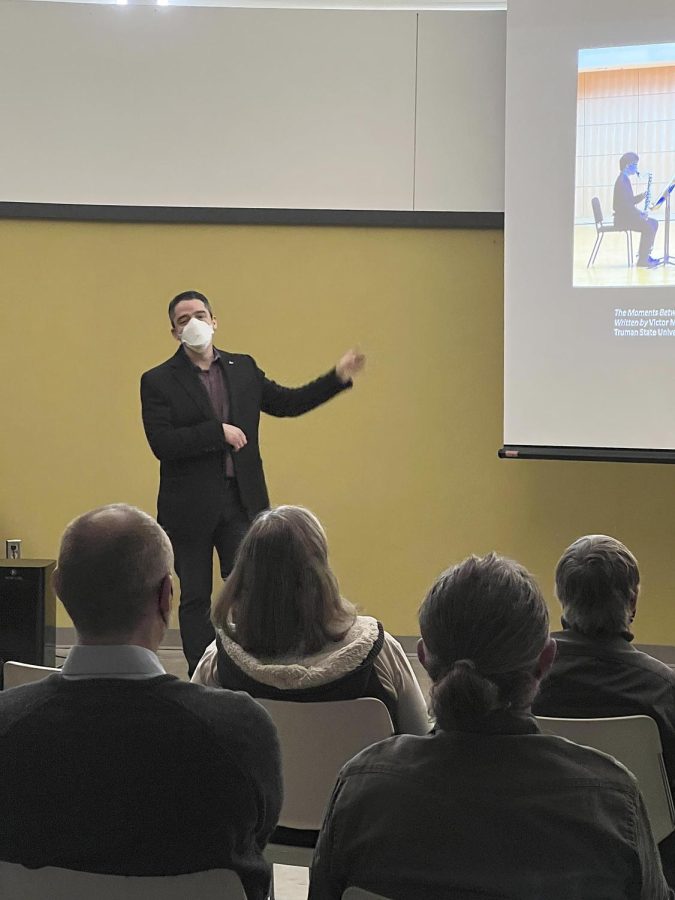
left=215, top=621, right=399, bottom=730
left=614, top=172, right=643, bottom=226
left=533, top=627, right=675, bottom=793
left=309, top=712, right=672, bottom=899
left=0, top=674, right=282, bottom=900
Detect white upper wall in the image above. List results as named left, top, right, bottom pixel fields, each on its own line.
left=0, top=1, right=507, bottom=211
left=415, top=11, right=505, bottom=211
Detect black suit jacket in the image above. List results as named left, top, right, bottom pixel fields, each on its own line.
left=140, top=346, right=350, bottom=534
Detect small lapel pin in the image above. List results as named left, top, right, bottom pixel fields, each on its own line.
left=228, top=360, right=234, bottom=365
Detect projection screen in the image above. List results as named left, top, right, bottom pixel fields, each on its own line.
left=503, top=0, right=675, bottom=462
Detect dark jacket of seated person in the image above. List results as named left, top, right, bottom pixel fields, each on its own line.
left=0, top=503, right=282, bottom=900
left=532, top=627, right=675, bottom=779
left=531, top=535, right=675, bottom=793
left=308, top=552, right=673, bottom=900
left=192, top=506, right=430, bottom=737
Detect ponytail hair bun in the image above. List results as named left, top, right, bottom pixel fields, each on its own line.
left=418, top=553, right=549, bottom=729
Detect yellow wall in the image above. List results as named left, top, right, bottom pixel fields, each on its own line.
left=2, top=218, right=675, bottom=641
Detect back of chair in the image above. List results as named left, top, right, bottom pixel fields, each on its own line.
left=0, top=862, right=247, bottom=900
left=342, top=889, right=505, bottom=900
left=3, top=660, right=59, bottom=689
left=258, top=697, right=394, bottom=830
left=591, top=195, right=603, bottom=226
left=536, top=714, right=675, bottom=843
left=343, top=889, right=393, bottom=900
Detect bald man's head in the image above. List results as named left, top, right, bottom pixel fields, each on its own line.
left=55, top=504, right=173, bottom=641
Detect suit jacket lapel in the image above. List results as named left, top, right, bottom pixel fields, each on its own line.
left=215, top=347, right=238, bottom=421
left=168, top=347, right=214, bottom=419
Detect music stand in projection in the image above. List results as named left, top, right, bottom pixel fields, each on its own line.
left=651, top=175, right=675, bottom=267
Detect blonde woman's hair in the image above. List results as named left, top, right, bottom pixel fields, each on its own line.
left=212, top=506, right=356, bottom=656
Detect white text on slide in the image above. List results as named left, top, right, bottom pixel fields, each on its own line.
left=614, top=308, right=675, bottom=337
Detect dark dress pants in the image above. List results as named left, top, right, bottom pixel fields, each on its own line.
left=617, top=211, right=658, bottom=262
left=169, top=480, right=251, bottom=677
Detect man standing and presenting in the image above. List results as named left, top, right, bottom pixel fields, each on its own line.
left=613, top=152, right=659, bottom=268
left=0, top=504, right=281, bottom=899
left=141, top=290, right=365, bottom=675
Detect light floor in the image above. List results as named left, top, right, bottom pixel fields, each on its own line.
left=55, top=642, right=431, bottom=900
left=573, top=223, right=675, bottom=287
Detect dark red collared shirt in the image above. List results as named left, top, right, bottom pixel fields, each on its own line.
left=195, top=351, right=235, bottom=477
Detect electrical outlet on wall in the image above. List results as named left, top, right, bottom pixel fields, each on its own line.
left=6, top=540, right=21, bottom=560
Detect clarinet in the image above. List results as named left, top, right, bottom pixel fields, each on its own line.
left=644, top=172, right=653, bottom=212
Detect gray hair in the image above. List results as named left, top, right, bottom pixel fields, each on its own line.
left=56, top=504, right=173, bottom=639
left=555, top=535, right=639, bottom=637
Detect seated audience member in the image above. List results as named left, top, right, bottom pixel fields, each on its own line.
left=308, top=552, right=673, bottom=900
left=532, top=534, right=675, bottom=775
left=532, top=533, right=675, bottom=881
left=0, top=504, right=281, bottom=900
left=192, top=505, right=429, bottom=736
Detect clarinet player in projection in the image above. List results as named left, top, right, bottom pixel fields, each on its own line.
left=613, top=152, right=659, bottom=268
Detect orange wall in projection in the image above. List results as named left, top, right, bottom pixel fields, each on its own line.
left=576, top=66, right=675, bottom=224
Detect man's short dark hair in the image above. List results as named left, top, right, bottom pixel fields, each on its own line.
left=555, top=534, right=639, bottom=637
left=168, top=290, right=213, bottom=325
left=619, top=152, right=639, bottom=172
left=55, top=504, right=173, bottom=640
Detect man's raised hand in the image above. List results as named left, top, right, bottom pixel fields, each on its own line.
left=336, top=348, right=366, bottom=384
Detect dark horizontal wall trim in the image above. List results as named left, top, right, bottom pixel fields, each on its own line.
left=52, top=629, right=675, bottom=665
left=499, top=445, right=675, bottom=464
left=55, top=628, right=424, bottom=655
left=0, top=202, right=504, bottom=230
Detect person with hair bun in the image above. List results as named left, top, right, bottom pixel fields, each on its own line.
left=309, top=552, right=673, bottom=900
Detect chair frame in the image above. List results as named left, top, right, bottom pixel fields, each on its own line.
left=0, top=862, right=247, bottom=900
left=342, top=889, right=393, bottom=900
left=2, top=660, right=60, bottom=690
left=587, top=195, right=634, bottom=268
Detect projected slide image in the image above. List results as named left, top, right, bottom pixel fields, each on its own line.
left=573, top=42, right=675, bottom=287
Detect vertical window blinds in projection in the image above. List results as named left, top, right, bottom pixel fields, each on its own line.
left=502, top=0, right=675, bottom=463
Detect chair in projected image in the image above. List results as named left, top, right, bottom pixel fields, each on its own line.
left=587, top=196, right=634, bottom=268
left=536, top=714, right=675, bottom=843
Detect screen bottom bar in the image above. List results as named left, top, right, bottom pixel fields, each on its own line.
left=498, top=446, right=675, bottom=464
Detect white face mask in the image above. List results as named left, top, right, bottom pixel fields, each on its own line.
left=180, top=317, right=214, bottom=353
